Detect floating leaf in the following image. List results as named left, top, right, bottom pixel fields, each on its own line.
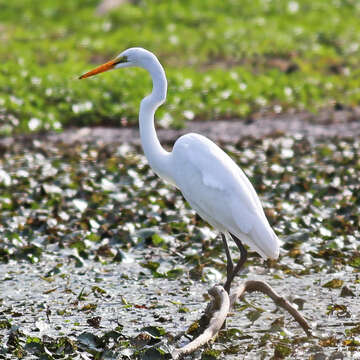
left=343, top=339, right=360, bottom=347
left=166, top=268, right=183, bottom=279
left=87, top=316, right=101, bottom=328
left=78, top=332, right=100, bottom=349
left=81, top=303, right=97, bottom=312
left=246, top=310, right=262, bottom=322
left=140, top=347, right=171, bottom=360
left=340, top=286, right=355, bottom=297
left=319, top=336, right=338, bottom=347
left=141, top=326, right=166, bottom=338
left=326, top=304, right=350, bottom=317
left=274, top=343, right=292, bottom=358
left=151, top=234, right=164, bottom=246
left=323, top=279, right=344, bottom=289
left=346, top=324, right=360, bottom=336
left=349, top=257, right=360, bottom=268
left=141, top=261, right=160, bottom=272
left=201, top=349, right=222, bottom=359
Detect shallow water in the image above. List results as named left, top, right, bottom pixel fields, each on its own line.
left=0, top=135, right=359, bottom=358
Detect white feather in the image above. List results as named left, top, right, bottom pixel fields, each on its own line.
left=81, top=47, right=281, bottom=262
left=171, top=133, right=280, bottom=259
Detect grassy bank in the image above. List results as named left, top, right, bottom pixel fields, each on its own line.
left=1, top=0, right=360, bottom=134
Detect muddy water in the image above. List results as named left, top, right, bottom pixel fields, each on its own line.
left=1, top=248, right=359, bottom=359
left=0, top=134, right=359, bottom=358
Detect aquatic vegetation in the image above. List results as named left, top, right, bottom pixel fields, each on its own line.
left=0, top=135, right=359, bottom=358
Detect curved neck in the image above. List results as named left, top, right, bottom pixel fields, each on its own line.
left=139, top=58, right=174, bottom=184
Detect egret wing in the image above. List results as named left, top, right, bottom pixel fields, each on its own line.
left=171, top=134, right=256, bottom=229
left=171, top=133, right=279, bottom=259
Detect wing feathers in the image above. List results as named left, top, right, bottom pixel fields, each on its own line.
left=172, top=133, right=280, bottom=260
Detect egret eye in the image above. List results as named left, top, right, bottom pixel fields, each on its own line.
left=114, top=55, right=128, bottom=65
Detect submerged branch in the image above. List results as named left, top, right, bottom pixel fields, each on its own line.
left=172, top=280, right=311, bottom=358
left=230, top=280, right=311, bottom=336
left=172, top=285, right=230, bottom=360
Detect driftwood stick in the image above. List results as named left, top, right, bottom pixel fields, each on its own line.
left=230, top=280, right=311, bottom=336
left=172, top=285, right=230, bottom=360
left=171, top=280, right=311, bottom=358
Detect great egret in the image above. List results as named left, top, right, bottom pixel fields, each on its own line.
left=79, top=48, right=280, bottom=292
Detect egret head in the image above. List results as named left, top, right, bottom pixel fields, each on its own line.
left=79, top=47, right=157, bottom=79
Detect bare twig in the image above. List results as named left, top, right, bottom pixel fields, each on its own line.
left=230, top=280, right=311, bottom=336
left=172, top=285, right=230, bottom=360
left=172, top=280, right=311, bottom=358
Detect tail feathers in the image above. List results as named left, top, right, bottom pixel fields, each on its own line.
left=248, top=220, right=280, bottom=259
left=231, top=209, right=281, bottom=259
left=233, top=217, right=280, bottom=259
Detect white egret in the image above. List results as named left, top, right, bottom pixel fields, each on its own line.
left=79, top=48, right=280, bottom=292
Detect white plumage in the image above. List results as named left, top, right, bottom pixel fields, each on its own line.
left=172, top=133, right=279, bottom=259
left=79, top=47, right=280, bottom=291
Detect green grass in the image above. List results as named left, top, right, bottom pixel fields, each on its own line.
left=1, top=0, right=360, bottom=134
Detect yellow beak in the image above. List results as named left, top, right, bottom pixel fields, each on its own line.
left=79, top=58, right=119, bottom=79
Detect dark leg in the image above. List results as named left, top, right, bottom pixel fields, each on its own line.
left=221, top=233, right=234, bottom=290
left=223, top=233, right=247, bottom=293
